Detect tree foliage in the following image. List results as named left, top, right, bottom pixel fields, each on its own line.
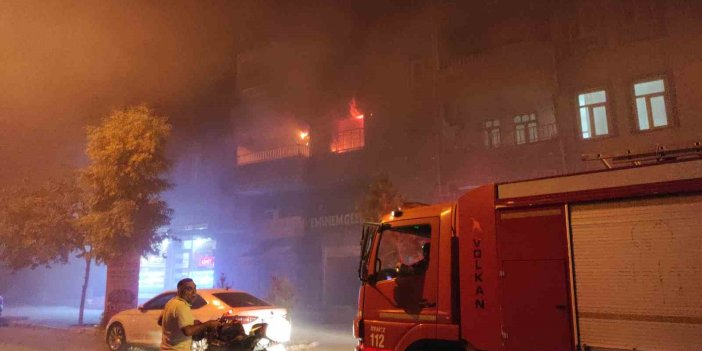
left=359, top=174, right=405, bottom=221
left=0, top=177, right=85, bottom=270
left=80, top=104, right=173, bottom=262
left=0, top=104, right=173, bottom=325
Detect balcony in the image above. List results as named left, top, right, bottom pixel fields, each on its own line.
left=486, top=123, right=558, bottom=149
left=331, top=128, right=364, bottom=153
left=237, top=144, right=310, bottom=166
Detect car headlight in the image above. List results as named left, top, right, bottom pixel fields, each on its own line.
left=266, top=320, right=291, bottom=343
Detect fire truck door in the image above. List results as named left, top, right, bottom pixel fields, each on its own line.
left=362, top=217, right=440, bottom=348
left=497, top=207, right=573, bottom=351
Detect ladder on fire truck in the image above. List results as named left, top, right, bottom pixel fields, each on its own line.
left=582, top=142, right=702, bottom=169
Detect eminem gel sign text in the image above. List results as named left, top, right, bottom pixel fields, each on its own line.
left=309, top=212, right=362, bottom=229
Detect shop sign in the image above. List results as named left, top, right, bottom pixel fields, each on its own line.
left=309, top=212, right=362, bottom=229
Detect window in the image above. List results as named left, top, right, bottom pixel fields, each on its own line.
left=142, top=292, right=176, bottom=310
left=191, top=295, right=207, bottom=309
left=484, top=119, right=501, bottom=148
left=212, top=292, right=271, bottom=308
left=578, top=90, right=609, bottom=139
left=375, top=224, right=431, bottom=280
left=634, top=78, right=669, bottom=130
left=331, top=99, right=365, bottom=153
left=331, top=126, right=364, bottom=153
left=513, top=114, right=538, bottom=144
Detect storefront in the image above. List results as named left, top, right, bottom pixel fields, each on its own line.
left=305, top=198, right=364, bottom=309
left=138, top=235, right=217, bottom=302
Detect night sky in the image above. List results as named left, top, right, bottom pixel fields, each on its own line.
left=0, top=0, right=368, bottom=183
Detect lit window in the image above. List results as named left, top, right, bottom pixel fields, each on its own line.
left=634, top=78, right=668, bottom=130
left=484, top=119, right=501, bottom=148
left=513, top=114, right=538, bottom=144
left=578, top=90, right=609, bottom=139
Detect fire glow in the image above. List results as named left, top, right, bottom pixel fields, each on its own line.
left=299, top=130, right=310, bottom=146
left=330, top=97, right=365, bottom=153
left=350, top=97, right=364, bottom=119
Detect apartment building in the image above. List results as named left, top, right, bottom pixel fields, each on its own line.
left=226, top=0, right=702, bottom=316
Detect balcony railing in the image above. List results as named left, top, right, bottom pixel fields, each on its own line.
left=486, top=123, right=558, bottom=149
left=237, top=144, right=310, bottom=166
left=331, top=128, right=364, bottom=153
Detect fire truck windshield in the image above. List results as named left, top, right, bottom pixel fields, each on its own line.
left=375, top=224, right=431, bottom=281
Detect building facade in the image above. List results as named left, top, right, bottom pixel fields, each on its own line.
left=223, top=0, right=702, bottom=320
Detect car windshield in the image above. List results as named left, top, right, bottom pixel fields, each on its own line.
left=213, top=292, right=271, bottom=308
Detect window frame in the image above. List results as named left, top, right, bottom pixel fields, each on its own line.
left=373, top=223, right=433, bottom=282
left=576, top=88, right=613, bottom=140
left=513, top=113, right=538, bottom=145
left=630, top=75, right=674, bottom=133
left=483, top=119, right=501, bottom=149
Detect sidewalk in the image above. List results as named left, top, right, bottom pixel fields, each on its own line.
left=3, top=305, right=102, bottom=328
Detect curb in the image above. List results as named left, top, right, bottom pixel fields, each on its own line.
left=5, top=320, right=101, bottom=335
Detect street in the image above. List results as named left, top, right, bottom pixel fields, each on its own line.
left=0, top=305, right=355, bottom=351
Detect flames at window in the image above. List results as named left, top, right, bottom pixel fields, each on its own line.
left=331, top=98, right=365, bottom=153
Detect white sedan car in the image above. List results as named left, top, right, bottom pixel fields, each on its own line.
left=105, top=288, right=291, bottom=351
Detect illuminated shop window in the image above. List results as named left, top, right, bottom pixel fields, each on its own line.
left=138, top=237, right=216, bottom=301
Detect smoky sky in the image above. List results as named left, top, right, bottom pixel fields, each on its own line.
left=0, top=0, right=410, bottom=185
left=0, top=1, right=303, bottom=181
left=0, top=0, right=245, bottom=181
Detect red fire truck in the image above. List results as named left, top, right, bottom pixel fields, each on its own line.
left=355, top=158, right=702, bottom=351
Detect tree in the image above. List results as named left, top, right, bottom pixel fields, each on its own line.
left=0, top=179, right=79, bottom=269
left=80, top=104, right=173, bottom=262
left=359, top=174, right=405, bottom=221
left=0, top=177, right=93, bottom=324
left=0, top=105, right=172, bottom=325
left=79, top=104, right=173, bottom=323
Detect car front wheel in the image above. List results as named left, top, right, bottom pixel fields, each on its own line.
left=106, top=323, right=129, bottom=351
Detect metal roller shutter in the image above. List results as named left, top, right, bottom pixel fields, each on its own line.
left=570, top=194, right=702, bottom=351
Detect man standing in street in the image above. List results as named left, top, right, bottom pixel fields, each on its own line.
left=160, top=278, right=220, bottom=351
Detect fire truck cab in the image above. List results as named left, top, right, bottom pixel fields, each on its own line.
left=355, top=158, right=702, bottom=351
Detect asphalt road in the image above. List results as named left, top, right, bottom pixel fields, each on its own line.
left=0, top=306, right=355, bottom=351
